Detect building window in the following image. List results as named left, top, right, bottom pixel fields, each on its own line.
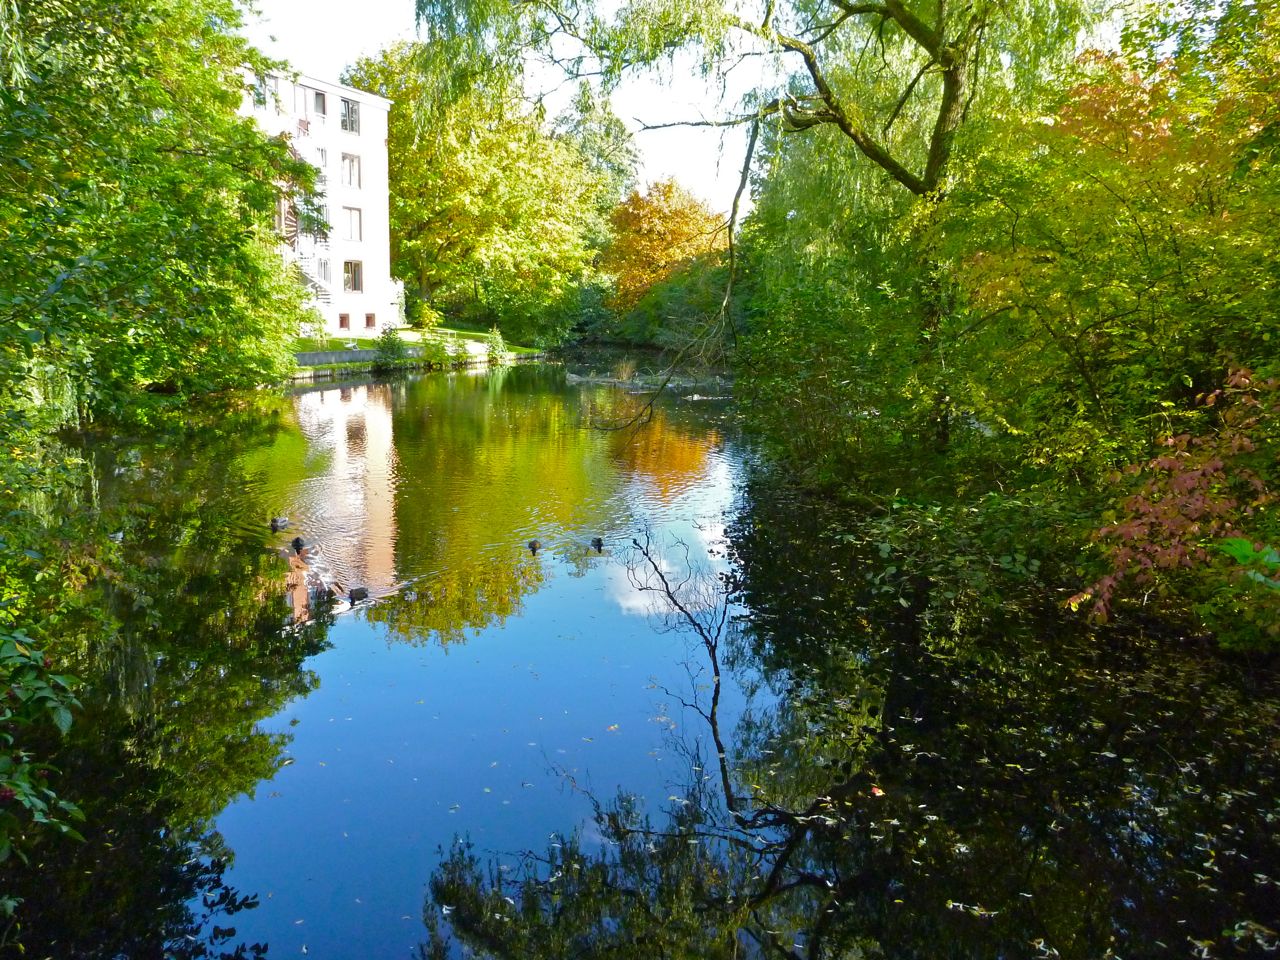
left=343, top=261, right=363, bottom=292
left=341, top=153, right=361, bottom=188
left=316, top=147, right=327, bottom=167
left=339, top=313, right=350, bottom=330
left=317, top=258, right=331, bottom=284
left=254, top=74, right=280, bottom=106
left=365, top=313, right=376, bottom=328
left=314, top=90, right=327, bottom=115
left=342, top=207, right=362, bottom=241
left=340, top=98, right=360, bottom=133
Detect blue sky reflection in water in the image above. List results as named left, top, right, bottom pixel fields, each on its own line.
left=213, top=365, right=757, bottom=957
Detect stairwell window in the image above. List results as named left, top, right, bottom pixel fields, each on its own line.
left=342, top=207, right=362, bottom=242
left=317, top=258, right=331, bottom=284
left=341, top=153, right=361, bottom=188
left=340, top=98, right=360, bottom=133
left=343, top=261, right=363, bottom=292
left=339, top=313, right=350, bottom=330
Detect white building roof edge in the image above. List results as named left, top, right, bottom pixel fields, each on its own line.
left=278, top=70, right=393, bottom=108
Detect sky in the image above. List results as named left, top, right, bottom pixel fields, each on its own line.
left=240, top=0, right=754, bottom=210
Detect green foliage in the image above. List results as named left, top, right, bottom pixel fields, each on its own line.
left=939, top=3, right=1280, bottom=637
left=344, top=42, right=635, bottom=347
left=485, top=326, right=507, bottom=365
left=737, top=120, right=940, bottom=481
left=405, top=289, right=444, bottom=330
left=0, top=0, right=315, bottom=425
left=0, top=0, right=319, bottom=885
left=731, top=0, right=1279, bottom=645
left=608, top=257, right=732, bottom=351
left=373, top=327, right=410, bottom=370
left=947, top=37, right=1280, bottom=480
left=0, top=629, right=84, bottom=865
left=1219, top=539, right=1280, bottom=591
left=417, top=334, right=455, bottom=369
left=1065, top=371, right=1280, bottom=645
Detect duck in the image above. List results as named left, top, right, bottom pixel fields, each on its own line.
left=590, top=537, right=604, bottom=553
left=270, top=516, right=290, bottom=532
left=291, top=536, right=306, bottom=555
left=349, top=586, right=370, bottom=603
left=527, top=539, right=541, bottom=555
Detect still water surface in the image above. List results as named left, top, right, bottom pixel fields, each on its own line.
left=7, top=363, right=1279, bottom=959
left=215, top=367, right=752, bottom=956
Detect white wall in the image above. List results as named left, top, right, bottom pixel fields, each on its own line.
left=243, top=73, right=400, bottom=338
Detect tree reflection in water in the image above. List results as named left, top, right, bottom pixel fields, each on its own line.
left=420, top=495, right=1280, bottom=959
left=3, top=405, right=337, bottom=958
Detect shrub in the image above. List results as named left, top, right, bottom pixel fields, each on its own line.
left=486, top=327, right=507, bottom=365
left=373, top=327, right=409, bottom=370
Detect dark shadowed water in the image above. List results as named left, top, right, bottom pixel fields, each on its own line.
left=4, top=363, right=1277, bottom=959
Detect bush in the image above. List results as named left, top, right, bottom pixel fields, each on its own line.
left=373, top=327, right=409, bottom=370
left=418, top=335, right=453, bottom=369
left=486, top=326, right=507, bottom=365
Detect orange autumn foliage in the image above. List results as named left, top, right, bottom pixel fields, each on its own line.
left=600, top=179, right=726, bottom=313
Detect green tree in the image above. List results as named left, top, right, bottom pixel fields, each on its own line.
left=0, top=0, right=318, bottom=425
left=941, top=0, right=1280, bottom=634
left=344, top=43, right=634, bottom=346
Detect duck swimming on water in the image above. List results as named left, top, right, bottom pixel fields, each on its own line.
left=270, top=516, right=290, bottom=532
left=590, top=537, right=604, bottom=553
left=528, top=539, right=541, bottom=555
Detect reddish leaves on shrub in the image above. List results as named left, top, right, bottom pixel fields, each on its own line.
left=1070, top=368, right=1277, bottom=621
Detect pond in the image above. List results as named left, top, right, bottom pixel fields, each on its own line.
left=5, top=362, right=1278, bottom=959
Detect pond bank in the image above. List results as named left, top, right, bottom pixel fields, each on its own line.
left=291, top=342, right=545, bottom=380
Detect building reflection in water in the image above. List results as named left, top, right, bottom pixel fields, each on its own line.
left=280, top=383, right=400, bottom=622
left=273, top=373, right=736, bottom=634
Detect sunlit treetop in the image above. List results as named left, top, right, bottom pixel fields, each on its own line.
left=415, top=0, right=1099, bottom=195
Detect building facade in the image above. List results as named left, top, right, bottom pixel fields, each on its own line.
left=243, top=73, right=401, bottom=337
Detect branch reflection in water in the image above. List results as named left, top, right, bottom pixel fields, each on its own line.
left=420, top=531, right=811, bottom=959
left=417, top=500, right=1280, bottom=959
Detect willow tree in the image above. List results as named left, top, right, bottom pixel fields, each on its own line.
left=415, top=0, right=1091, bottom=437
left=416, top=0, right=1087, bottom=197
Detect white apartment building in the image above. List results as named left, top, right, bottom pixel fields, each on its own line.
left=243, top=73, right=401, bottom=337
